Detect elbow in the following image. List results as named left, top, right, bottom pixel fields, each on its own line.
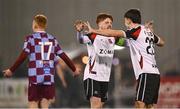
left=160, top=38, right=165, bottom=46
left=161, top=40, right=165, bottom=46
left=157, top=39, right=165, bottom=47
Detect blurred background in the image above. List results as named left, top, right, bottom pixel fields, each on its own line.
left=0, top=0, right=180, bottom=108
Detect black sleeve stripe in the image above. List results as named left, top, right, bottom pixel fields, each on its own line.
left=154, top=34, right=160, bottom=44
left=125, top=26, right=141, bottom=40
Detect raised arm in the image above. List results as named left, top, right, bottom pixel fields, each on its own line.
left=92, top=29, right=126, bottom=38
left=84, top=21, right=126, bottom=38
left=74, top=20, right=91, bottom=44
left=154, top=34, right=165, bottom=47
left=145, top=21, right=165, bottom=47
left=76, top=31, right=92, bottom=44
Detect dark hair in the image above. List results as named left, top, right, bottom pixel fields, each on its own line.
left=124, top=9, right=141, bottom=24
left=34, top=14, right=47, bottom=28
left=96, top=13, right=113, bottom=24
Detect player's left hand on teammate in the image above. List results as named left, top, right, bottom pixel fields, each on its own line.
left=145, top=20, right=154, bottom=32
left=3, top=69, right=13, bottom=77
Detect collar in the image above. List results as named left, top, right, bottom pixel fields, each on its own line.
left=129, top=24, right=141, bottom=30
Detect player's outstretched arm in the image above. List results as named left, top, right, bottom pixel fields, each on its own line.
left=3, top=51, right=28, bottom=77
left=84, top=21, right=126, bottom=38
left=3, top=69, right=13, bottom=77
left=56, top=63, right=67, bottom=88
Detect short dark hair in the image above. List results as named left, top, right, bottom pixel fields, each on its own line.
left=124, top=9, right=141, bottom=24
left=34, top=14, right=47, bottom=28
left=96, top=13, right=113, bottom=24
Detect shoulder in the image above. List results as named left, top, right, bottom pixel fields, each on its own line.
left=47, top=33, right=55, bottom=38
left=24, top=34, right=33, bottom=41
left=46, top=33, right=58, bottom=42
left=126, top=26, right=142, bottom=40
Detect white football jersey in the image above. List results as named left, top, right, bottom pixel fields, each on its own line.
left=125, top=25, right=160, bottom=80
left=78, top=32, right=115, bottom=82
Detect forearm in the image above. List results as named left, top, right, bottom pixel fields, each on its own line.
left=92, top=29, right=126, bottom=37
left=56, top=65, right=66, bottom=83
left=59, top=52, right=76, bottom=72
left=10, top=51, right=28, bottom=72
left=59, top=73, right=66, bottom=83
left=77, top=32, right=84, bottom=44
left=154, top=34, right=165, bottom=47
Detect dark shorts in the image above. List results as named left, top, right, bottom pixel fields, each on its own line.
left=28, top=83, right=55, bottom=102
left=136, top=73, right=160, bottom=105
left=84, top=78, right=109, bottom=102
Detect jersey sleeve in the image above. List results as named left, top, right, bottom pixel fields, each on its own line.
left=125, top=26, right=141, bottom=40
left=77, top=32, right=92, bottom=44
left=59, top=52, right=76, bottom=72
left=115, top=38, right=126, bottom=46
left=154, top=34, right=160, bottom=44
left=55, top=39, right=63, bottom=55
left=9, top=50, right=28, bottom=72
left=23, top=36, right=31, bottom=54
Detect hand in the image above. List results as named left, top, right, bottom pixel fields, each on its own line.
left=145, top=20, right=154, bottom=32
left=73, top=67, right=81, bottom=77
left=62, top=80, right=68, bottom=88
left=74, top=20, right=85, bottom=32
left=3, top=69, right=13, bottom=77
left=84, top=21, right=94, bottom=34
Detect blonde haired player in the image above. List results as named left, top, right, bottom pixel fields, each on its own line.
left=3, top=14, right=80, bottom=108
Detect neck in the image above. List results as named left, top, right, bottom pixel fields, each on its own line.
left=33, top=28, right=45, bottom=32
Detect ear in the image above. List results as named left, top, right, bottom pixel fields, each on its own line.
left=97, top=22, right=102, bottom=28
left=34, top=22, right=39, bottom=29
left=127, top=18, right=132, bottom=24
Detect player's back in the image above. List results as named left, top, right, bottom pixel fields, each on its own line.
left=25, top=32, right=61, bottom=85
left=127, top=25, right=160, bottom=80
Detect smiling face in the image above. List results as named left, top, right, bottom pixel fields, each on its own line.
left=124, top=9, right=142, bottom=29
left=98, top=18, right=112, bottom=30
left=96, top=13, right=113, bottom=30
left=32, top=20, right=37, bottom=32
